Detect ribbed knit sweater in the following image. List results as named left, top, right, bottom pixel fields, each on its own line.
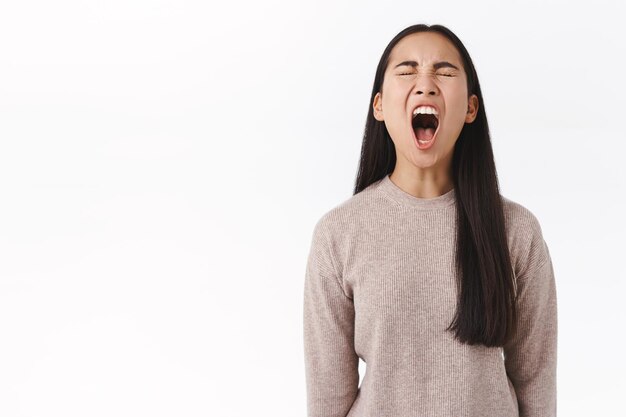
left=303, top=174, right=558, bottom=417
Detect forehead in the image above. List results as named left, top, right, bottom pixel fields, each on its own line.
left=389, top=32, right=462, bottom=67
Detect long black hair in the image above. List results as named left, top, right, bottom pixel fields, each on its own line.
left=354, top=23, right=517, bottom=347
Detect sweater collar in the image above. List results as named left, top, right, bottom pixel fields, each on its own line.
left=378, top=174, right=456, bottom=209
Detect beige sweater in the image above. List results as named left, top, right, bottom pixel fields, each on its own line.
left=303, top=174, right=557, bottom=417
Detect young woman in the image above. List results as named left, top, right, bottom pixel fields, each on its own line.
left=303, top=24, right=557, bottom=417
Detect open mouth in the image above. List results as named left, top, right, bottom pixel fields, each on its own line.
left=412, top=112, right=439, bottom=144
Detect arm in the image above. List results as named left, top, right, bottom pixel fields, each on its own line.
left=503, top=232, right=558, bottom=417
left=303, top=217, right=359, bottom=417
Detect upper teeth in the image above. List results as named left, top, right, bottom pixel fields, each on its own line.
left=413, top=106, right=439, bottom=118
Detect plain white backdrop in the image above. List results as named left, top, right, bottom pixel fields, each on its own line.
left=0, top=0, right=624, bottom=416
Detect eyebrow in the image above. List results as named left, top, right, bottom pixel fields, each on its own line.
left=393, top=60, right=460, bottom=70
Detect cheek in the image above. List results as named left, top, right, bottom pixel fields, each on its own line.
left=382, top=97, right=407, bottom=126
left=444, top=94, right=469, bottom=123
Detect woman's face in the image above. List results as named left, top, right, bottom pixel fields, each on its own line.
left=373, top=32, right=479, bottom=175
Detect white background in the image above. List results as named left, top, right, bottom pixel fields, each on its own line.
left=0, top=0, right=624, bottom=416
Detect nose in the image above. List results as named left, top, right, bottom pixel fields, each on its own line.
left=413, top=73, right=440, bottom=96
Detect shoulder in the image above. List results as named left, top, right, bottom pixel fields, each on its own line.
left=501, top=195, right=550, bottom=278
left=501, top=195, right=544, bottom=234
left=308, top=179, right=385, bottom=275
left=313, top=178, right=386, bottom=237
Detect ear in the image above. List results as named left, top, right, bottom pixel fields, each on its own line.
left=373, top=92, right=384, bottom=121
left=465, top=94, right=479, bottom=123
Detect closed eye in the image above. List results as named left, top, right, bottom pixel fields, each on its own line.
left=399, top=73, right=454, bottom=77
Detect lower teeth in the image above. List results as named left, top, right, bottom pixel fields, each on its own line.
left=418, top=139, right=433, bottom=144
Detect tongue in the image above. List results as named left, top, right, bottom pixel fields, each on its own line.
left=415, top=127, right=436, bottom=141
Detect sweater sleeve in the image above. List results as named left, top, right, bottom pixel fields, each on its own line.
left=303, top=216, right=359, bottom=417
left=503, top=220, right=558, bottom=417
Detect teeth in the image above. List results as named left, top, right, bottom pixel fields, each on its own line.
left=413, top=106, right=439, bottom=118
